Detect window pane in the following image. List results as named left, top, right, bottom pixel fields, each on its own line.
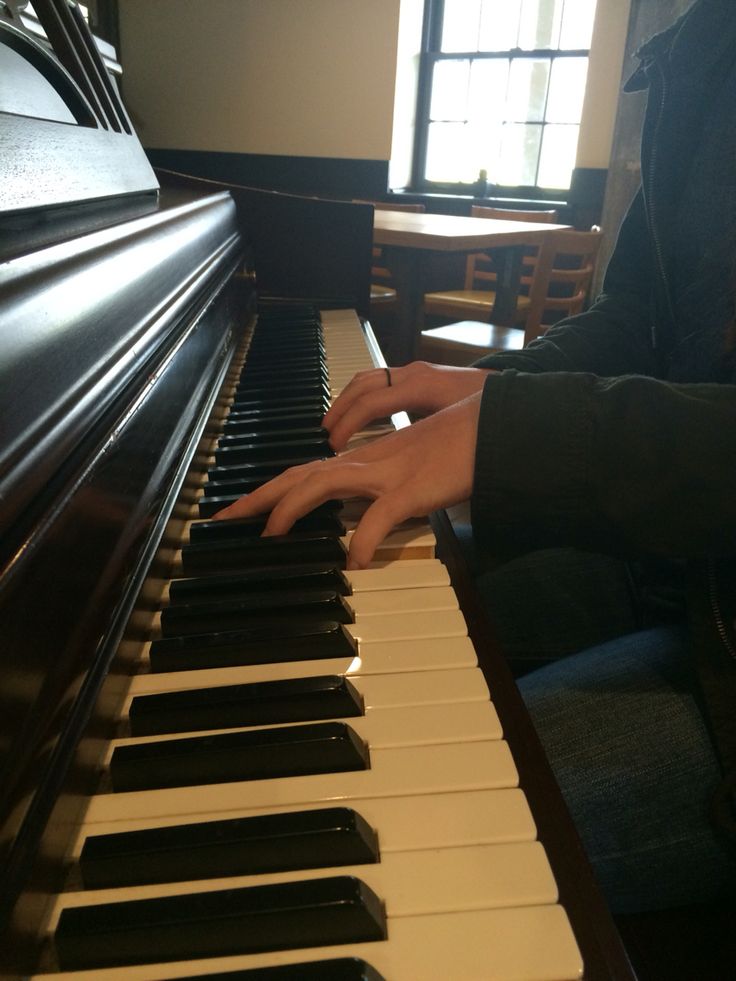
left=497, top=123, right=542, bottom=185
left=518, top=0, right=564, bottom=50
left=545, top=57, right=588, bottom=123
left=441, top=0, right=482, bottom=51
left=430, top=60, right=471, bottom=121
left=468, top=58, right=509, bottom=124
left=537, top=123, right=579, bottom=187
left=478, top=0, right=521, bottom=50
left=474, top=120, right=505, bottom=180
left=426, top=122, right=478, bottom=182
left=560, top=0, right=597, bottom=48
left=507, top=58, right=550, bottom=122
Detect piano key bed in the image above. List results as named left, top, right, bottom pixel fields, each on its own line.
left=30, top=307, right=584, bottom=980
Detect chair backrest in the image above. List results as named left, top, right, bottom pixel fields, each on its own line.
left=523, top=228, right=603, bottom=344
left=465, top=206, right=559, bottom=293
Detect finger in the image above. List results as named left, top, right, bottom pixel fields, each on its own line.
left=213, top=461, right=321, bottom=521
left=326, top=384, right=407, bottom=451
left=263, top=460, right=389, bottom=536
left=323, top=368, right=393, bottom=430
left=345, top=492, right=411, bottom=570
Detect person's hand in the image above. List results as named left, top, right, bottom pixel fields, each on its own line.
left=323, top=360, right=492, bottom=451
left=216, top=390, right=483, bottom=568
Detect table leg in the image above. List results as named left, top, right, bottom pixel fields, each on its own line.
left=487, top=244, right=526, bottom=325
left=379, top=245, right=427, bottom=365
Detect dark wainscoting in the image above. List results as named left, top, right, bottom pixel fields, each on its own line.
left=145, top=148, right=389, bottom=201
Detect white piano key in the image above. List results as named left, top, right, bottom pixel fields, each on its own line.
left=131, top=634, right=479, bottom=694
left=344, top=608, right=466, bottom=644
left=32, top=905, right=583, bottom=981
left=47, top=841, right=557, bottom=929
left=83, top=740, right=518, bottom=823
left=342, top=521, right=435, bottom=556
left=347, top=585, right=457, bottom=616
left=346, top=558, right=450, bottom=591
left=76, top=788, right=537, bottom=855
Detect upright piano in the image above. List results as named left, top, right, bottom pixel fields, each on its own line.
left=0, top=3, right=635, bottom=978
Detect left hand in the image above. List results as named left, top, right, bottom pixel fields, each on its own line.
left=215, top=391, right=483, bottom=568
left=323, top=361, right=492, bottom=450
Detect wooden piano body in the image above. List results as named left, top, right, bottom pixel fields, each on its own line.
left=0, top=3, right=633, bottom=978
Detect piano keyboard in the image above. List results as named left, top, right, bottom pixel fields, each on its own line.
left=30, top=308, right=583, bottom=980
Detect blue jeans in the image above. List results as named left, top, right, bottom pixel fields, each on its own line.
left=459, top=537, right=736, bottom=913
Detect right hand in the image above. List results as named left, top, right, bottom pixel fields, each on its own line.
left=323, top=360, right=493, bottom=450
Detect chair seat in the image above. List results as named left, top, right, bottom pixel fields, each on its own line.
left=424, top=289, right=530, bottom=321
left=420, top=320, right=524, bottom=366
left=370, top=283, right=398, bottom=304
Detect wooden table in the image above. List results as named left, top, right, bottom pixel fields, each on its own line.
left=372, top=210, right=571, bottom=363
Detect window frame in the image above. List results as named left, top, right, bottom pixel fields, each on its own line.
left=410, top=0, right=592, bottom=200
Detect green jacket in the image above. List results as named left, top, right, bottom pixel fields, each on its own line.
left=471, top=0, right=736, bottom=834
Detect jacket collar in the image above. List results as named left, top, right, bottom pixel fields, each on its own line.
left=624, top=0, right=736, bottom=93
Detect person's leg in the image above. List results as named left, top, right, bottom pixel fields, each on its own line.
left=518, top=624, right=736, bottom=913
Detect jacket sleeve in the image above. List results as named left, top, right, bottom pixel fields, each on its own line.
left=473, top=190, right=662, bottom=378
left=471, top=368, right=736, bottom=560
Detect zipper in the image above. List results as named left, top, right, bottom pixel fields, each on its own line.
left=707, top=558, right=736, bottom=661
left=644, top=61, right=678, bottom=350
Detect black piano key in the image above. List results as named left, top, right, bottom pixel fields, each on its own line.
left=205, top=456, right=331, bottom=485
left=189, top=512, right=345, bottom=545
left=181, top=532, right=347, bottom=576
left=149, top=619, right=355, bottom=673
left=236, top=368, right=327, bottom=390
left=230, top=395, right=330, bottom=414
left=160, top=588, right=351, bottom=637
left=231, top=382, right=330, bottom=403
left=223, top=412, right=326, bottom=435
left=241, top=355, right=325, bottom=374
left=109, top=721, right=369, bottom=792
left=214, top=437, right=332, bottom=467
left=79, top=806, right=379, bottom=888
left=128, top=675, right=364, bottom=736
left=251, top=331, right=321, bottom=344
left=217, top=426, right=328, bottom=447
left=55, top=875, right=386, bottom=969
left=163, top=957, right=386, bottom=981
left=226, top=404, right=326, bottom=424
left=200, top=473, right=342, bottom=504
left=168, top=565, right=350, bottom=603
left=197, top=493, right=248, bottom=517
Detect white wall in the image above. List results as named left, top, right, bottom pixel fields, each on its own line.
left=118, top=0, right=401, bottom=160
left=576, top=0, right=633, bottom=168
left=118, top=0, right=630, bottom=175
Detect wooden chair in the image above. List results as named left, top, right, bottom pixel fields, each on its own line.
left=422, top=206, right=559, bottom=326
left=357, top=200, right=425, bottom=362
left=363, top=201, right=426, bottom=308
left=419, top=228, right=603, bottom=366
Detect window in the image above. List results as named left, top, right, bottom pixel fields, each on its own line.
left=413, top=0, right=597, bottom=196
